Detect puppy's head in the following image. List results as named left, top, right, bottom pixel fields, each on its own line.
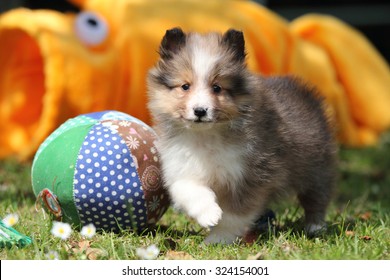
left=147, top=28, right=252, bottom=130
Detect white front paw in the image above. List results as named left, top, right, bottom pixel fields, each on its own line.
left=192, top=202, right=222, bottom=228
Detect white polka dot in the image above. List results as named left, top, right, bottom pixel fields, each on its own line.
left=80, top=174, right=86, bottom=179
left=125, top=179, right=130, bottom=184
left=94, top=162, right=100, bottom=168
left=126, top=189, right=131, bottom=194
left=117, top=174, right=123, bottom=180
left=115, top=209, right=121, bottom=214
left=106, top=141, right=111, bottom=146
left=124, top=158, right=129, bottom=164
left=83, top=141, right=89, bottom=146
left=79, top=164, right=85, bottom=169
left=134, top=192, right=139, bottom=197
left=120, top=195, right=125, bottom=200
left=103, top=176, right=108, bottom=182
left=78, top=154, right=84, bottom=160
left=122, top=204, right=127, bottom=209
left=91, top=143, right=97, bottom=148
left=105, top=197, right=110, bottom=202
left=115, top=154, right=121, bottom=160
left=80, top=184, right=86, bottom=189
left=108, top=150, right=113, bottom=156
left=96, top=192, right=102, bottom=198
left=88, top=178, right=93, bottom=184
left=86, top=158, right=92, bottom=164
left=132, top=182, right=138, bottom=188
left=122, top=148, right=128, bottom=154
left=107, top=206, right=112, bottom=211
left=92, top=207, right=97, bottom=212
left=103, top=187, right=109, bottom=192
left=95, top=172, right=101, bottom=178
left=110, top=170, right=115, bottom=176
left=110, top=181, right=116, bottom=186
left=138, top=209, right=143, bottom=214
left=131, top=172, right=136, bottom=177
left=83, top=203, right=89, bottom=207
left=109, top=160, right=114, bottom=165
left=101, top=156, right=107, bottom=161
left=118, top=185, right=124, bottom=190
left=128, top=198, right=133, bottom=203
left=100, top=210, right=105, bottom=214
left=99, top=146, right=105, bottom=152
left=96, top=183, right=101, bottom=188
left=85, top=149, right=91, bottom=154
left=93, top=152, right=98, bottom=157
left=136, top=201, right=141, bottom=205
left=74, top=179, right=79, bottom=185
left=90, top=198, right=95, bottom=203
left=88, top=189, right=94, bottom=194
left=98, top=138, right=103, bottom=143
left=82, top=194, right=87, bottom=199
left=124, top=169, right=129, bottom=174
left=102, top=166, right=107, bottom=172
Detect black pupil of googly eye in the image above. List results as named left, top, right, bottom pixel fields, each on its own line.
left=181, top=84, right=190, bottom=91
left=87, top=17, right=98, bottom=27
left=213, top=84, right=222, bottom=93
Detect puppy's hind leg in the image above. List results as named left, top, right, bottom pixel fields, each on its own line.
left=298, top=182, right=333, bottom=236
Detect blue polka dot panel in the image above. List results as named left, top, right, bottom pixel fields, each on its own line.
left=32, top=111, right=170, bottom=232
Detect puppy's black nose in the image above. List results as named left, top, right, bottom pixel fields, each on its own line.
left=193, top=107, right=208, bottom=118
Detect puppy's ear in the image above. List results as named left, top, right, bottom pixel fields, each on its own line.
left=222, top=29, right=246, bottom=62
left=159, top=27, right=186, bottom=59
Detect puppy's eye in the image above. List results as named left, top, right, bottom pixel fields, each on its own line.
left=212, top=84, right=222, bottom=94
left=181, top=84, right=190, bottom=91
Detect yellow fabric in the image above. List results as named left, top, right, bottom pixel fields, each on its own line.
left=0, top=0, right=389, bottom=160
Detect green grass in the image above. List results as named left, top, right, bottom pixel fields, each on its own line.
left=1, top=133, right=389, bottom=260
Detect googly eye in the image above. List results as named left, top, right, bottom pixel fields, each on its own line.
left=75, top=11, right=109, bottom=46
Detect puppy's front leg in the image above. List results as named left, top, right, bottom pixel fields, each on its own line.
left=169, top=179, right=222, bottom=228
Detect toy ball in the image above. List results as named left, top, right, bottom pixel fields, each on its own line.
left=32, top=111, right=169, bottom=232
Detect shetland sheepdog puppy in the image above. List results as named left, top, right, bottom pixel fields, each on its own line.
left=147, top=28, right=337, bottom=244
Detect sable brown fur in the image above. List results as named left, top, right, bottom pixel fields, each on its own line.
left=147, top=27, right=337, bottom=243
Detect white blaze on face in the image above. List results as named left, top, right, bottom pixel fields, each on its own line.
left=184, top=36, right=221, bottom=121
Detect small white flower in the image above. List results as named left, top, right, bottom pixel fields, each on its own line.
left=102, top=121, right=119, bottom=133
left=45, top=250, right=60, bottom=260
left=126, top=136, right=140, bottom=150
left=80, top=223, right=96, bottom=238
left=2, top=213, right=19, bottom=227
left=51, top=221, right=72, bottom=240
left=136, top=244, right=160, bottom=260
left=119, top=120, right=131, bottom=127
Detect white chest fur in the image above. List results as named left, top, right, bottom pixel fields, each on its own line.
left=158, top=129, right=246, bottom=191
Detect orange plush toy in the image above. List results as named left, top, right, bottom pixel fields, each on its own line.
left=0, top=0, right=389, bottom=160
